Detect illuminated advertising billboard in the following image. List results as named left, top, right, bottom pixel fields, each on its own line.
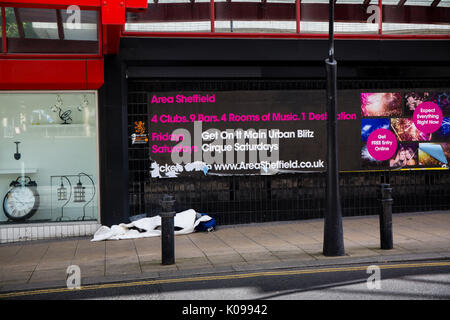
left=143, top=90, right=449, bottom=178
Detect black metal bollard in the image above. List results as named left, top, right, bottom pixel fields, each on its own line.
left=379, top=184, right=393, bottom=250
left=160, top=194, right=176, bottom=265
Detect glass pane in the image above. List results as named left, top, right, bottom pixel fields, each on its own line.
left=20, top=8, right=59, bottom=39
left=404, top=0, right=434, bottom=5
left=300, top=0, right=328, bottom=34
left=301, top=0, right=379, bottom=34
left=0, top=92, right=99, bottom=224
left=125, top=0, right=211, bottom=33
left=438, top=0, right=450, bottom=7
left=383, top=1, right=450, bottom=34
left=60, top=9, right=98, bottom=41
left=382, top=0, right=399, bottom=4
left=6, top=7, right=99, bottom=54
left=335, top=0, right=379, bottom=34
left=5, top=7, right=20, bottom=38
left=214, top=0, right=297, bottom=34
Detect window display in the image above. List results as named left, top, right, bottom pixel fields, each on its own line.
left=0, top=92, right=99, bottom=224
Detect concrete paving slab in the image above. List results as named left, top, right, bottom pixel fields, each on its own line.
left=206, top=253, right=246, bottom=266
left=0, top=245, right=22, bottom=261
left=296, top=243, right=323, bottom=253
left=187, top=232, right=236, bottom=255
left=242, top=230, right=301, bottom=253
left=175, top=256, right=213, bottom=270
left=240, top=251, right=281, bottom=264
left=133, top=238, right=161, bottom=256
left=106, top=255, right=139, bottom=265
left=35, top=260, right=73, bottom=271
left=0, top=271, right=33, bottom=287
left=75, top=264, right=105, bottom=279
left=137, top=252, right=161, bottom=263
left=75, top=239, right=105, bottom=252
left=71, top=256, right=105, bottom=266
left=272, top=250, right=316, bottom=262
left=4, top=244, right=48, bottom=267
left=296, top=232, right=323, bottom=243
left=106, top=262, right=141, bottom=276
left=370, top=247, right=413, bottom=255
left=260, top=224, right=320, bottom=245
left=140, top=260, right=178, bottom=273
left=105, top=239, right=137, bottom=258
left=169, top=265, right=236, bottom=278
left=345, top=247, right=380, bottom=257
left=73, top=250, right=106, bottom=263
left=174, top=237, right=205, bottom=258
left=213, top=228, right=269, bottom=253
left=28, top=268, right=67, bottom=283
left=231, top=260, right=306, bottom=272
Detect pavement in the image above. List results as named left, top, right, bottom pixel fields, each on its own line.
left=0, top=210, right=449, bottom=294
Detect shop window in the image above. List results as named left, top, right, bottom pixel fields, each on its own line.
left=5, top=7, right=99, bottom=54
left=123, top=0, right=450, bottom=36
left=300, top=0, right=380, bottom=34
left=298, top=0, right=328, bottom=34
left=125, top=0, right=212, bottom=33
left=334, top=0, right=379, bottom=34
left=214, top=0, right=297, bottom=33
left=0, top=92, right=99, bottom=224
left=60, top=9, right=98, bottom=41
left=382, top=0, right=450, bottom=35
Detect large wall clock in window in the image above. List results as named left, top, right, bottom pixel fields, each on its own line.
left=3, top=177, right=40, bottom=221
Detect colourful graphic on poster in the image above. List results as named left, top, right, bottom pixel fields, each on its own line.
left=361, top=93, right=402, bottom=117
left=390, top=118, right=432, bottom=142
left=404, top=92, right=431, bottom=116
left=434, top=118, right=450, bottom=141
left=389, top=143, right=418, bottom=168
left=361, top=91, right=450, bottom=170
left=419, top=143, right=449, bottom=166
left=431, top=92, right=450, bottom=114
left=361, top=118, right=390, bottom=142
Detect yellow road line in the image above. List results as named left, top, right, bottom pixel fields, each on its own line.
left=1, top=261, right=449, bottom=299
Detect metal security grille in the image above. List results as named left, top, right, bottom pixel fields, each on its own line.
left=127, top=79, right=450, bottom=224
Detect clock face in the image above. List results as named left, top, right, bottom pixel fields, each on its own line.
left=4, top=187, right=36, bottom=218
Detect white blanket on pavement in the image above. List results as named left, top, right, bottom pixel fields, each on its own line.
left=91, top=209, right=212, bottom=241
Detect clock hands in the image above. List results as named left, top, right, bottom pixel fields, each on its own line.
left=11, top=194, right=25, bottom=205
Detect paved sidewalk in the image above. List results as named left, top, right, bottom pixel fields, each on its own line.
left=0, top=211, right=449, bottom=292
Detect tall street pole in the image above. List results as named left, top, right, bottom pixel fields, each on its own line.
left=323, top=0, right=345, bottom=256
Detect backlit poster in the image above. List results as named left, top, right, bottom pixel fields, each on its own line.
left=144, top=89, right=449, bottom=178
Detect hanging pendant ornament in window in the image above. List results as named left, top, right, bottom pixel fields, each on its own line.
left=56, top=176, right=72, bottom=222
left=74, top=177, right=86, bottom=203
left=77, top=95, right=89, bottom=112
left=51, top=95, right=73, bottom=125
left=74, top=173, right=96, bottom=221
left=14, top=141, right=21, bottom=160
left=57, top=177, right=68, bottom=201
